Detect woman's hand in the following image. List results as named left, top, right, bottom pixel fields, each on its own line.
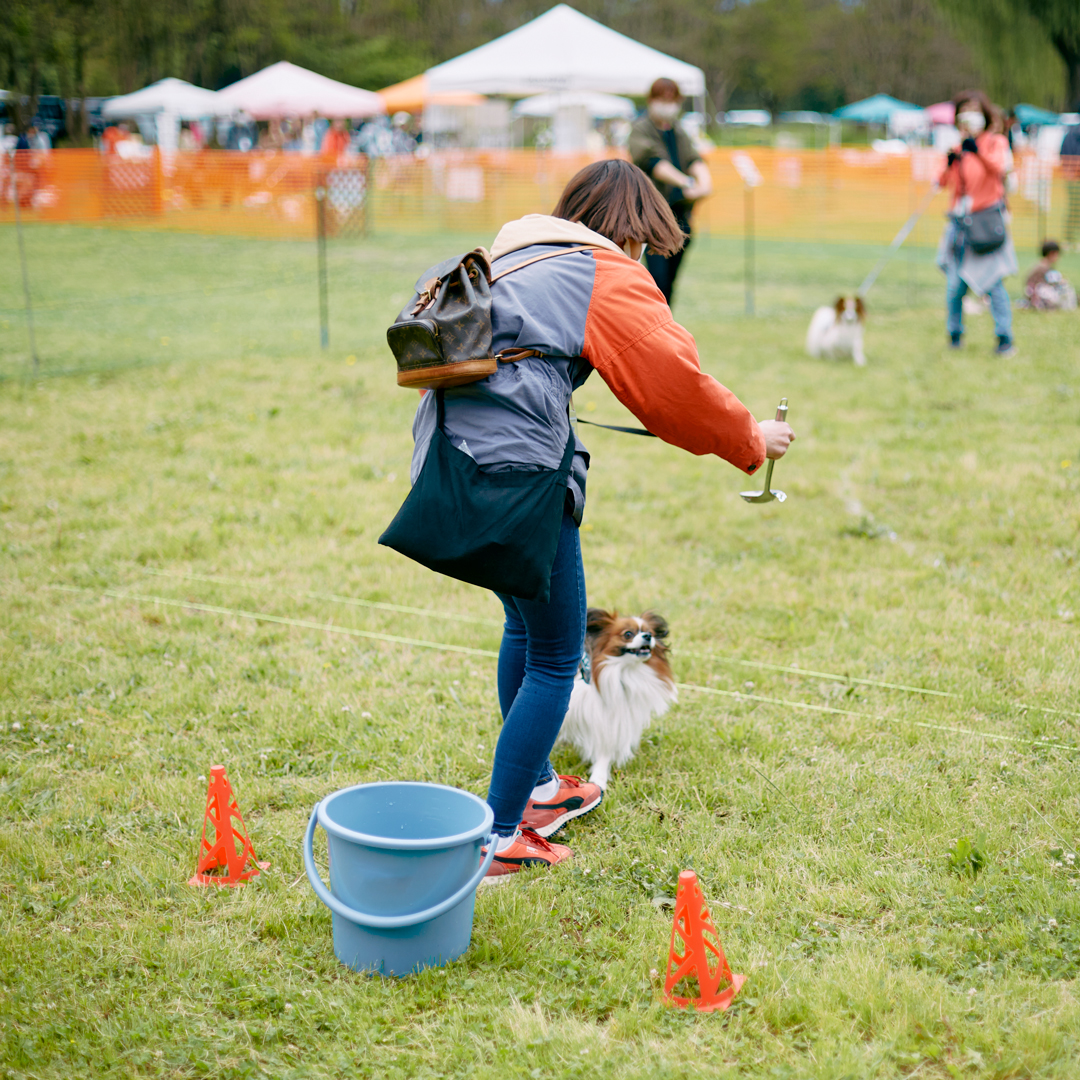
left=759, top=419, right=795, bottom=459
left=961, top=137, right=979, bottom=154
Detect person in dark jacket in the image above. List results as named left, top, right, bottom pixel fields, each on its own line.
left=404, top=161, right=794, bottom=881
left=1061, top=122, right=1080, bottom=250
left=628, top=79, right=713, bottom=305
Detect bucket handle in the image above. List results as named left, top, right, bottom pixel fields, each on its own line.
left=303, top=806, right=498, bottom=930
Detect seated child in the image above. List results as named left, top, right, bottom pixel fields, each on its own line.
left=1024, top=241, right=1077, bottom=311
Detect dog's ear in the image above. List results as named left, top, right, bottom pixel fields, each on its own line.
left=855, top=296, right=866, bottom=319
left=585, top=608, right=613, bottom=635
left=834, top=296, right=846, bottom=317
left=642, top=611, right=669, bottom=641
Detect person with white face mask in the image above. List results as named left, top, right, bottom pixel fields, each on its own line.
left=936, top=89, right=1018, bottom=357
left=628, top=78, right=713, bottom=304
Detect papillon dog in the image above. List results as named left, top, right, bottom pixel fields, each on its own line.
left=806, top=295, right=867, bottom=366
left=557, top=609, right=677, bottom=789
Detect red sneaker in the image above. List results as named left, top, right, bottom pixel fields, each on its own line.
left=481, top=829, right=573, bottom=885
left=520, top=775, right=603, bottom=838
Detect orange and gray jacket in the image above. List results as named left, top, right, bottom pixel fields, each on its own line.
left=409, top=215, right=765, bottom=524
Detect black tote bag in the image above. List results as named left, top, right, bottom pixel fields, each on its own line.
left=378, top=391, right=575, bottom=603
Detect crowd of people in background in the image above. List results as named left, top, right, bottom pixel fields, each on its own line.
left=92, top=113, right=418, bottom=161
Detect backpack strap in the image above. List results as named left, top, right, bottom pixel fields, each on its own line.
left=490, top=246, right=594, bottom=364
left=490, top=245, right=593, bottom=283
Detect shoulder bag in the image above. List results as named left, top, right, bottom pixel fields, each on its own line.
left=378, top=390, right=576, bottom=603
left=956, top=156, right=1006, bottom=256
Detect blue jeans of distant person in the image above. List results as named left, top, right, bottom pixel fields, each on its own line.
left=946, top=266, right=1012, bottom=343
left=488, top=511, right=586, bottom=837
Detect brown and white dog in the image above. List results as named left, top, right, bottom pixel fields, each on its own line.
left=557, top=609, right=677, bottom=789
left=806, top=295, right=867, bottom=366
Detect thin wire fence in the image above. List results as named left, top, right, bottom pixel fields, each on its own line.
left=2, top=147, right=1077, bottom=378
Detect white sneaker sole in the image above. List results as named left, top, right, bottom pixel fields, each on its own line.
left=526, top=793, right=603, bottom=839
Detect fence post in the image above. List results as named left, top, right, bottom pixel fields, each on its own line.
left=744, top=183, right=755, bottom=317
left=364, top=155, right=373, bottom=236
left=731, top=153, right=762, bottom=317
left=315, top=178, right=329, bottom=350
left=907, top=175, right=915, bottom=308
left=1036, top=162, right=1047, bottom=257
left=9, top=150, right=41, bottom=375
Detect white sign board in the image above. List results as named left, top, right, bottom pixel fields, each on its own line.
left=731, top=152, right=763, bottom=187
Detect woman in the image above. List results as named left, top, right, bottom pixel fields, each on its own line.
left=404, top=160, right=794, bottom=881
left=937, top=90, right=1018, bottom=357
left=628, top=78, right=712, bottom=305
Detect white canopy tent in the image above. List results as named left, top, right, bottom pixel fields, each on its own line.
left=426, top=5, right=705, bottom=99
left=102, top=78, right=224, bottom=119
left=216, top=61, right=385, bottom=120
left=512, top=91, right=636, bottom=120
left=102, top=78, right=226, bottom=150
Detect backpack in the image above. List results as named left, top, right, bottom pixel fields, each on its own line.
left=387, top=245, right=591, bottom=389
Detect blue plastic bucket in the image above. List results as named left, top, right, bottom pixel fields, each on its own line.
left=304, top=781, right=496, bottom=977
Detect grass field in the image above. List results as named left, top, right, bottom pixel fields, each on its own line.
left=1, top=224, right=1080, bottom=1079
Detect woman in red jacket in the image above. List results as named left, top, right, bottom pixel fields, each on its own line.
left=936, top=89, right=1018, bottom=356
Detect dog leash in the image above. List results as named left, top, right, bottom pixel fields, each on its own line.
left=857, top=183, right=940, bottom=298
left=569, top=395, right=655, bottom=437
left=577, top=418, right=656, bottom=437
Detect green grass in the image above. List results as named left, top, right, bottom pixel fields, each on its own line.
left=1, top=220, right=1007, bottom=381
left=1, top=223, right=1080, bottom=1079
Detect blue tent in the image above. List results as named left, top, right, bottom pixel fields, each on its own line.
left=833, top=93, right=922, bottom=124
left=1013, top=103, right=1060, bottom=129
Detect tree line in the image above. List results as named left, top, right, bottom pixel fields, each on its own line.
left=2, top=0, right=1076, bottom=137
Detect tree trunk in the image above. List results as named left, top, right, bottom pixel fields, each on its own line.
left=1060, top=46, right=1080, bottom=110
left=1048, top=28, right=1080, bottom=110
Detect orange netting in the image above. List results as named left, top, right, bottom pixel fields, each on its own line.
left=1, top=146, right=1076, bottom=250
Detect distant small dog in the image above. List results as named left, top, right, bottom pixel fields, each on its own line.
left=806, top=296, right=867, bottom=366
left=557, top=609, right=677, bottom=789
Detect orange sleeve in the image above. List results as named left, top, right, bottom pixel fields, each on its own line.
left=583, top=249, right=766, bottom=475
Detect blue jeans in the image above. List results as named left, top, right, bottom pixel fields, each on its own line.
left=946, top=266, right=1012, bottom=341
left=488, top=511, right=587, bottom=836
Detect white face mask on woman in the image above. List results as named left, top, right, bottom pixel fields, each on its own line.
left=648, top=100, right=681, bottom=124
left=958, top=110, right=986, bottom=135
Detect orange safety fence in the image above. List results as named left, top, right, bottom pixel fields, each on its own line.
left=2, top=147, right=1078, bottom=250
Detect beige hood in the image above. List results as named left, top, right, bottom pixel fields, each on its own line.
left=489, top=214, right=624, bottom=260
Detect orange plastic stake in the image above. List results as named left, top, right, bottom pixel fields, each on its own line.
left=663, top=870, right=746, bottom=1012
left=188, top=765, right=269, bottom=887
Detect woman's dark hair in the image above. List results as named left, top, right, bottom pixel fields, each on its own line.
left=952, top=89, right=996, bottom=131
left=551, top=159, right=686, bottom=259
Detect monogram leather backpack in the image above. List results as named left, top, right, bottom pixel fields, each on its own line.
left=387, top=245, right=590, bottom=389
